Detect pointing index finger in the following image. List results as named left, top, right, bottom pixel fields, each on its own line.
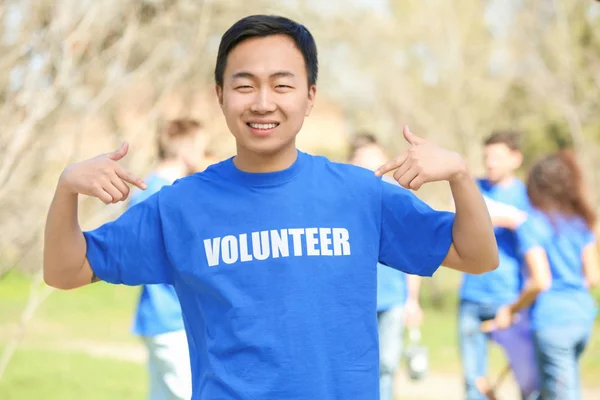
left=115, top=165, right=147, bottom=190
left=374, top=152, right=408, bottom=177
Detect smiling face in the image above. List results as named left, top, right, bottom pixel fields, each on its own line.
left=216, top=34, right=316, bottom=162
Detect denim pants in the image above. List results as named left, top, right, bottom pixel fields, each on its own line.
left=378, top=306, right=404, bottom=400
left=534, top=323, right=592, bottom=400
left=458, top=300, right=502, bottom=400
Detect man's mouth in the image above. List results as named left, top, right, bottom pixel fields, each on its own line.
left=247, top=122, right=279, bottom=130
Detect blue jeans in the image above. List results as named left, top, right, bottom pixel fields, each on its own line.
left=534, top=324, right=592, bottom=400
left=378, top=306, right=404, bottom=400
left=458, top=300, right=502, bottom=400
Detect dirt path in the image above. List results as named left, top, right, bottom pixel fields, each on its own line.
left=395, top=372, right=600, bottom=400
left=59, top=339, right=146, bottom=363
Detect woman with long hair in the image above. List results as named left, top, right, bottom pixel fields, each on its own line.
left=509, top=150, right=599, bottom=399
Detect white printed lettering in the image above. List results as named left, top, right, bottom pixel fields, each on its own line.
left=239, top=233, right=253, bottom=262
left=204, top=237, right=221, bottom=267
left=203, top=227, right=351, bottom=267
left=305, top=228, right=320, bottom=256
left=319, top=228, right=333, bottom=256
left=332, top=228, right=351, bottom=256
left=271, top=229, right=289, bottom=258
left=252, top=231, right=270, bottom=260
left=221, top=235, right=238, bottom=264
left=288, top=228, right=305, bottom=256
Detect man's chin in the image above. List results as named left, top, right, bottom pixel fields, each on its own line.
left=240, top=138, right=295, bottom=156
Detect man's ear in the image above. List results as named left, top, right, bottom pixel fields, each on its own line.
left=305, top=85, right=317, bottom=116
left=513, top=151, right=524, bottom=169
left=215, top=85, right=224, bottom=106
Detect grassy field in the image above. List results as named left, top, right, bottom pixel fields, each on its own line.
left=0, top=270, right=599, bottom=399
left=0, top=273, right=146, bottom=400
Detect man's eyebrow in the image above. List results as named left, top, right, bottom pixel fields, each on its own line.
left=231, top=71, right=255, bottom=80
left=270, top=71, right=295, bottom=78
left=231, top=71, right=295, bottom=79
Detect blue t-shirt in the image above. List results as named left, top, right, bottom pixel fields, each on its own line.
left=516, top=210, right=597, bottom=330
left=129, top=173, right=186, bottom=337
left=460, top=178, right=529, bottom=305
left=376, top=263, right=407, bottom=312
left=377, top=177, right=408, bottom=312
left=84, top=151, right=455, bottom=400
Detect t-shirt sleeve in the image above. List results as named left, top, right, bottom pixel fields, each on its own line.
left=83, top=192, right=172, bottom=285
left=379, top=180, right=455, bottom=277
left=515, top=215, right=545, bottom=253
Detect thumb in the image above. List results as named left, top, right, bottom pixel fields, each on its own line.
left=403, top=125, right=425, bottom=146
left=108, top=142, right=129, bottom=161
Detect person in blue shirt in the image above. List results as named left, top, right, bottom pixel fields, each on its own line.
left=42, top=15, right=499, bottom=400
left=458, top=131, right=530, bottom=400
left=129, top=118, right=207, bottom=400
left=348, top=133, right=424, bottom=400
left=511, top=150, right=599, bottom=399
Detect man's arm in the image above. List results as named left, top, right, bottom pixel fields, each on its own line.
left=483, top=196, right=527, bottom=230
left=43, top=183, right=95, bottom=289
left=404, top=274, right=423, bottom=328
left=486, top=247, right=551, bottom=331
left=375, top=126, right=498, bottom=275
left=508, top=248, right=551, bottom=312
left=43, top=143, right=145, bottom=290
left=441, top=171, right=499, bottom=274
left=449, top=192, right=526, bottom=230
left=582, top=242, right=600, bottom=288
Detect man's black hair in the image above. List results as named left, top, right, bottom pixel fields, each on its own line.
left=214, top=15, right=318, bottom=87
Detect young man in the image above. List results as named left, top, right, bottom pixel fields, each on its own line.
left=457, top=131, right=530, bottom=400
left=130, top=118, right=206, bottom=400
left=349, top=133, right=424, bottom=400
left=44, top=15, right=498, bottom=399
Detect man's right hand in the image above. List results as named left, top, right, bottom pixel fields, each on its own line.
left=58, top=142, right=147, bottom=204
left=484, top=196, right=527, bottom=230
left=492, top=212, right=527, bottom=231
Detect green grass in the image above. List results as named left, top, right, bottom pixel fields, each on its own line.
left=1, top=270, right=599, bottom=399
left=0, top=272, right=141, bottom=344
left=0, top=348, right=145, bottom=400
left=0, top=272, right=144, bottom=400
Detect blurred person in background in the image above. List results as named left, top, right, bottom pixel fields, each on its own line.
left=511, top=150, right=599, bottom=399
left=43, top=15, right=499, bottom=399
left=348, top=133, right=424, bottom=400
left=129, top=118, right=208, bottom=400
left=458, top=131, right=530, bottom=400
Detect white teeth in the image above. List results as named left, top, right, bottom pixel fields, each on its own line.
left=249, top=123, right=278, bottom=130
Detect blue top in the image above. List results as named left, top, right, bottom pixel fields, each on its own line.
left=460, top=178, right=530, bottom=306
left=84, top=151, right=455, bottom=400
left=129, top=173, right=185, bottom=337
left=377, top=177, right=408, bottom=312
left=376, top=263, right=407, bottom=312
left=516, top=210, right=597, bottom=330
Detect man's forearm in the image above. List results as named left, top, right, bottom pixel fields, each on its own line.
left=508, top=282, right=542, bottom=314
left=43, top=182, right=89, bottom=289
left=406, top=274, right=421, bottom=302
left=449, top=172, right=498, bottom=273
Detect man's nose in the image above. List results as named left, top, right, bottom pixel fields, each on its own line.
left=250, top=89, right=277, bottom=113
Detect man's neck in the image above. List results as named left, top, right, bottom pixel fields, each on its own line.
left=155, top=160, right=187, bottom=182
left=234, top=144, right=298, bottom=173
left=489, top=175, right=515, bottom=187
